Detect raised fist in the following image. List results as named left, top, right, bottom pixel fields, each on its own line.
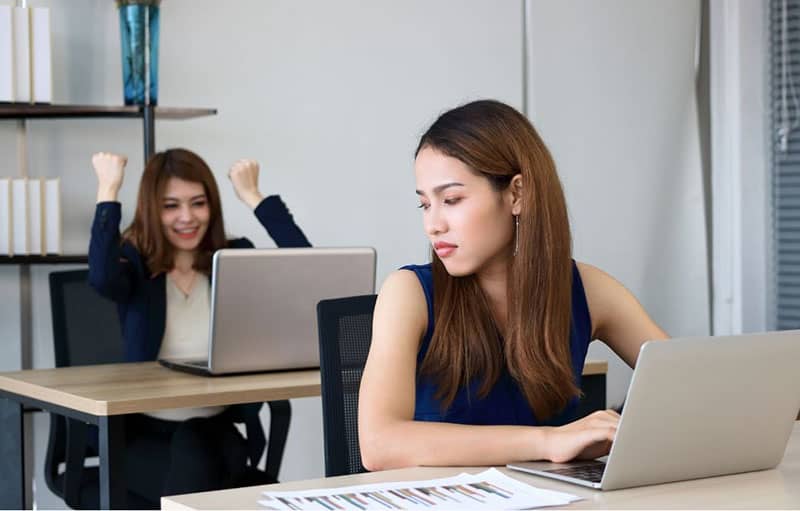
left=228, top=159, right=264, bottom=210
left=92, top=152, right=127, bottom=203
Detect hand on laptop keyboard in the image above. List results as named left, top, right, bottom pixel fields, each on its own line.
left=544, top=409, right=619, bottom=463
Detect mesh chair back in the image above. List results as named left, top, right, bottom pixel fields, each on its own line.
left=49, top=270, right=123, bottom=367
left=45, top=269, right=131, bottom=508
left=317, top=294, right=377, bottom=477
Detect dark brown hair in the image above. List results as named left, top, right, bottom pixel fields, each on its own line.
left=415, top=100, right=577, bottom=421
left=122, top=148, right=226, bottom=275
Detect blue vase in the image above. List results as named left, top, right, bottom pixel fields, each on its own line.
left=118, top=3, right=160, bottom=105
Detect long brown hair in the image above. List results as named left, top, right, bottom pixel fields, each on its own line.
left=415, top=100, right=577, bottom=421
left=122, top=148, right=226, bottom=275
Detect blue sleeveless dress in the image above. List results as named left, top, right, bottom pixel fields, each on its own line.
left=401, top=261, right=592, bottom=426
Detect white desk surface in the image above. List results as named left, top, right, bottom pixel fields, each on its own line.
left=162, top=422, right=800, bottom=510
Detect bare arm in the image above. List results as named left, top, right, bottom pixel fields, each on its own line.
left=578, top=262, right=669, bottom=368
left=358, top=270, right=618, bottom=470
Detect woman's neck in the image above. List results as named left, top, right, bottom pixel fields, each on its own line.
left=476, top=258, right=510, bottom=331
left=172, top=250, right=196, bottom=273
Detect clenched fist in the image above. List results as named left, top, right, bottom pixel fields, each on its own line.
left=92, top=152, right=127, bottom=203
left=228, top=159, right=264, bottom=210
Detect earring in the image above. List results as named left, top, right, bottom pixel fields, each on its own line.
left=513, top=215, right=519, bottom=257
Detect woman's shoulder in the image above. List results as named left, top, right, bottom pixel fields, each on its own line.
left=574, top=261, right=639, bottom=335
left=382, top=267, right=428, bottom=294
left=378, top=267, right=430, bottom=311
left=119, top=240, right=143, bottom=265
left=105, top=239, right=151, bottom=280
left=575, top=260, right=600, bottom=282
left=399, top=262, right=431, bottom=277
left=374, top=268, right=429, bottom=343
left=575, top=261, right=625, bottom=294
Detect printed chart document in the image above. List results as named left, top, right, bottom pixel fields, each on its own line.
left=259, top=468, right=581, bottom=510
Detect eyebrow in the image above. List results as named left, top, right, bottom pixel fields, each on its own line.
left=415, top=182, right=464, bottom=197
left=163, top=194, right=207, bottom=202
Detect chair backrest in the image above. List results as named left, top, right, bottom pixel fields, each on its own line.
left=49, top=269, right=124, bottom=367
left=46, top=269, right=126, bottom=507
left=316, top=294, right=377, bottom=477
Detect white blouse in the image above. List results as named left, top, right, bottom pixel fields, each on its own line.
left=145, top=273, right=227, bottom=421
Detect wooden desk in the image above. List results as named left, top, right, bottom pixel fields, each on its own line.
left=162, top=423, right=800, bottom=510
left=0, top=362, right=320, bottom=509
left=0, top=360, right=606, bottom=509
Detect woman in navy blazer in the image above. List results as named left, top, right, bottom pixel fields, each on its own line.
left=88, top=149, right=310, bottom=506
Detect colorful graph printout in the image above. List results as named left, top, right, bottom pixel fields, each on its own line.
left=259, top=468, right=581, bottom=510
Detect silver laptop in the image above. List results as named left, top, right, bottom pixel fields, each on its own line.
left=159, top=247, right=376, bottom=376
left=507, top=331, right=800, bottom=490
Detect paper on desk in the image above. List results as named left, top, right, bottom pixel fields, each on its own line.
left=258, top=468, right=581, bottom=510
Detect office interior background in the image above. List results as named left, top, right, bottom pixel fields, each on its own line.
left=0, top=0, right=771, bottom=507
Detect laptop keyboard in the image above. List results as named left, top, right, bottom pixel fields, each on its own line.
left=544, top=461, right=606, bottom=483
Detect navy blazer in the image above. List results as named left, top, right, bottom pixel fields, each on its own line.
left=88, top=196, right=311, bottom=362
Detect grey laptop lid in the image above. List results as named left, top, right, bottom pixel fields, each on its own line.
left=205, top=247, right=375, bottom=375
left=508, top=330, right=800, bottom=490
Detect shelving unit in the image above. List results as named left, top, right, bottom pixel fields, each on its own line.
left=1, top=103, right=217, bottom=370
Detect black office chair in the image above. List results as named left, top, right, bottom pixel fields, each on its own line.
left=46, top=269, right=291, bottom=509
left=316, top=293, right=610, bottom=478
left=316, top=294, right=377, bottom=477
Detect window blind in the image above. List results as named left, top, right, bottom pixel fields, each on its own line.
left=771, top=0, right=800, bottom=329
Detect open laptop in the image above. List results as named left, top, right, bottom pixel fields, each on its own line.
left=507, top=330, right=800, bottom=490
left=158, top=247, right=376, bottom=376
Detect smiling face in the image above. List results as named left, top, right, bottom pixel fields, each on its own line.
left=160, top=177, right=211, bottom=254
left=415, top=146, right=517, bottom=278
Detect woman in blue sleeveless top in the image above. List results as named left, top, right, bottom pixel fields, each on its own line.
left=359, top=100, right=668, bottom=470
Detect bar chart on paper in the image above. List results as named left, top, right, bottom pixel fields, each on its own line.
left=258, top=468, right=581, bottom=510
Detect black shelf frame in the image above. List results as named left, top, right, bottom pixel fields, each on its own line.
left=0, top=103, right=216, bottom=161
left=0, top=255, right=88, bottom=265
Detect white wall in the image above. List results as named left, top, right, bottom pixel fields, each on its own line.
left=0, top=1, right=522, bottom=508
left=526, top=0, right=710, bottom=406
left=710, top=0, right=769, bottom=335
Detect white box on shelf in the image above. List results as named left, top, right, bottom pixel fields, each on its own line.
left=30, top=7, right=50, bottom=104
left=0, top=7, right=13, bottom=102
left=0, top=178, right=11, bottom=256
left=27, top=178, right=44, bottom=255
left=12, top=7, right=30, bottom=103
left=11, top=178, right=29, bottom=255
left=44, top=178, right=61, bottom=254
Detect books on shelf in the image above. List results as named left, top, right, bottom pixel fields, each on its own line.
left=0, top=7, right=12, bottom=102
left=44, top=178, right=61, bottom=254
left=12, top=6, right=30, bottom=103
left=0, top=176, right=61, bottom=256
left=0, top=6, right=52, bottom=104
left=28, top=178, right=44, bottom=255
left=30, top=7, right=52, bottom=104
left=0, top=179, right=10, bottom=255
left=11, top=178, right=29, bottom=255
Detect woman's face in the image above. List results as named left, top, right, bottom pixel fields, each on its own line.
left=160, top=177, right=211, bottom=253
left=414, top=147, right=515, bottom=277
